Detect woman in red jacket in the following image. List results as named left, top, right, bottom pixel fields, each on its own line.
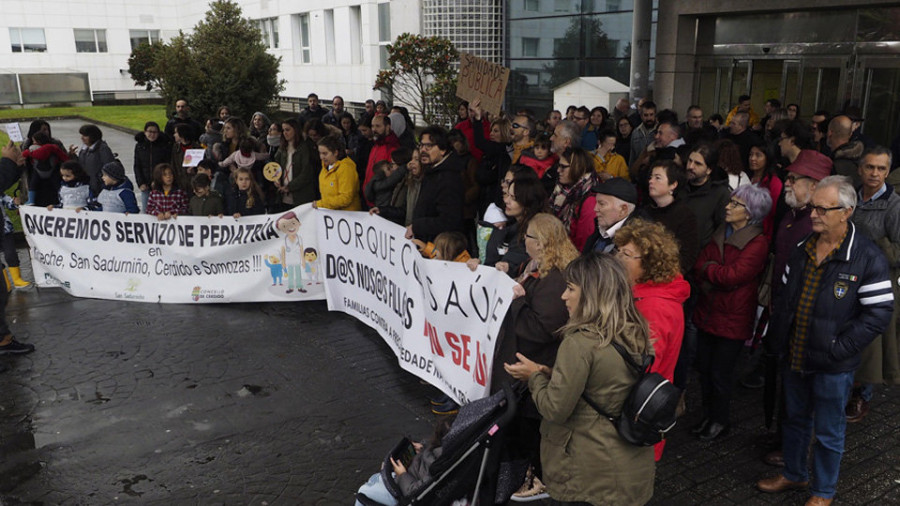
left=692, top=184, right=772, bottom=441
left=614, top=218, right=691, bottom=461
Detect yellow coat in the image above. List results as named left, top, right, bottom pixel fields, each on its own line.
left=316, top=157, right=361, bottom=211
left=595, top=151, right=629, bottom=180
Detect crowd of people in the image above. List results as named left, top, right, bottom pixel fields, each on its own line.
left=1, top=90, right=898, bottom=506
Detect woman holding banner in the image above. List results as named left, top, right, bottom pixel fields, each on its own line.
left=487, top=213, right=578, bottom=500
left=505, top=253, right=655, bottom=505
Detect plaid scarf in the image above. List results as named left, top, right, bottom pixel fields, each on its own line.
left=549, top=171, right=598, bottom=231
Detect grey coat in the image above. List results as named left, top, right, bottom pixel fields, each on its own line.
left=852, top=184, right=900, bottom=385
left=78, top=140, right=116, bottom=196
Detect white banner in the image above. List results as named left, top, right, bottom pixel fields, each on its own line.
left=21, top=205, right=325, bottom=303
left=21, top=205, right=518, bottom=402
left=318, top=210, right=516, bottom=404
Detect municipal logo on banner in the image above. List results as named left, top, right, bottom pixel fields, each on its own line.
left=834, top=281, right=849, bottom=299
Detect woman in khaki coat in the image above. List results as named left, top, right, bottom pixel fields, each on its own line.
left=506, top=253, right=656, bottom=506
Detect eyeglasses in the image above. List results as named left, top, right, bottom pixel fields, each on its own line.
left=727, top=199, right=748, bottom=209
left=613, top=246, right=642, bottom=260
left=784, top=174, right=811, bottom=184
left=810, top=204, right=845, bottom=215
left=419, top=142, right=435, bottom=149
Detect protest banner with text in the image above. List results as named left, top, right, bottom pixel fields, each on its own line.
left=21, top=205, right=324, bottom=303
left=317, top=210, right=516, bottom=403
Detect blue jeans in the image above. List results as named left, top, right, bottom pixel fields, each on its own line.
left=782, top=369, right=855, bottom=499
left=355, top=472, right=398, bottom=506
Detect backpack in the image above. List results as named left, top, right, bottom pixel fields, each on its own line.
left=581, top=341, right=680, bottom=446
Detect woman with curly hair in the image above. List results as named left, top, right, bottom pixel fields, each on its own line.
left=614, top=218, right=691, bottom=461
left=487, top=213, right=580, bottom=499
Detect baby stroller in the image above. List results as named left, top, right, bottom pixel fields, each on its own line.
left=356, top=385, right=525, bottom=506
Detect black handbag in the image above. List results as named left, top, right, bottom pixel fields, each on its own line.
left=581, top=342, right=681, bottom=446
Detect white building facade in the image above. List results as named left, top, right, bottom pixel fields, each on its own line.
left=0, top=0, right=424, bottom=107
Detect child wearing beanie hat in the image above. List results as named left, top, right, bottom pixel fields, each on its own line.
left=92, top=161, right=139, bottom=213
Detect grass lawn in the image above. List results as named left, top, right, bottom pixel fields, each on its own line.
left=0, top=105, right=167, bottom=231
left=0, top=105, right=168, bottom=136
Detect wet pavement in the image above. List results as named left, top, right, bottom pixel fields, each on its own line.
left=1, top=248, right=899, bottom=504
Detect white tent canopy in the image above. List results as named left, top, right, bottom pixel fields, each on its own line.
left=553, top=76, right=629, bottom=113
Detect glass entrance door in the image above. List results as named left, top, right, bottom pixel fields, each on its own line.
left=860, top=56, right=900, bottom=147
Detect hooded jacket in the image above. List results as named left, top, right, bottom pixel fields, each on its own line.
left=633, top=273, right=690, bottom=462
left=316, top=157, right=361, bottom=211
left=528, top=329, right=655, bottom=505
left=133, top=131, right=173, bottom=190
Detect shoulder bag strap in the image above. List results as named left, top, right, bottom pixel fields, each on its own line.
left=581, top=341, right=649, bottom=421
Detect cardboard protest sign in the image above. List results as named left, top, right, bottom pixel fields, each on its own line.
left=456, top=53, right=510, bottom=117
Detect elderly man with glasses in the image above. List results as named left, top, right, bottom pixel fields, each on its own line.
left=758, top=176, right=893, bottom=506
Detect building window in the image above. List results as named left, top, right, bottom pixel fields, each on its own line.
left=522, top=37, right=539, bottom=57
left=378, top=2, right=392, bottom=69
left=129, top=30, right=160, bottom=51
left=524, top=0, right=539, bottom=11
left=554, top=0, right=569, bottom=12
left=350, top=5, right=363, bottom=64
left=297, top=13, right=311, bottom=64
left=9, top=28, right=47, bottom=53
left=74, top=29, right=108, bottom=53
left=258, top=18, right=279, bottom=49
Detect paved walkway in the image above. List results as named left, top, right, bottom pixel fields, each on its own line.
left=11, top=119, right=140, bottom=183
left=0, top=249, right=898, bottom=504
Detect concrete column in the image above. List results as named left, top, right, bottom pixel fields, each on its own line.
left=629, top=0, right=653, bottom=102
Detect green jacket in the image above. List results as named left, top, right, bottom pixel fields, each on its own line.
left=274, top=139, right=319, bottom=206
left=189, top=191, right=224, bottom=217
left=529, top=329, right=655, bottom=505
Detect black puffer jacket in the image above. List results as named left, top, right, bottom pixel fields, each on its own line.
left=767, top=222, right=893, bottom=374
left=133, top=131, right=173, bottom=190
left=411, top=152, right=464, bottom=242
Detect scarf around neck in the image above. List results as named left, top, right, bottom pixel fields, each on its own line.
left=550, top=170, right=598, bottom=230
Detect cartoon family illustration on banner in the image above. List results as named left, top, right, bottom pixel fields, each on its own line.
left=267, top=210, right=321, bottom=296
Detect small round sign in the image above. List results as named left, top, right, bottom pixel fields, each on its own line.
left=263, top=162, right=283, bottom=182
